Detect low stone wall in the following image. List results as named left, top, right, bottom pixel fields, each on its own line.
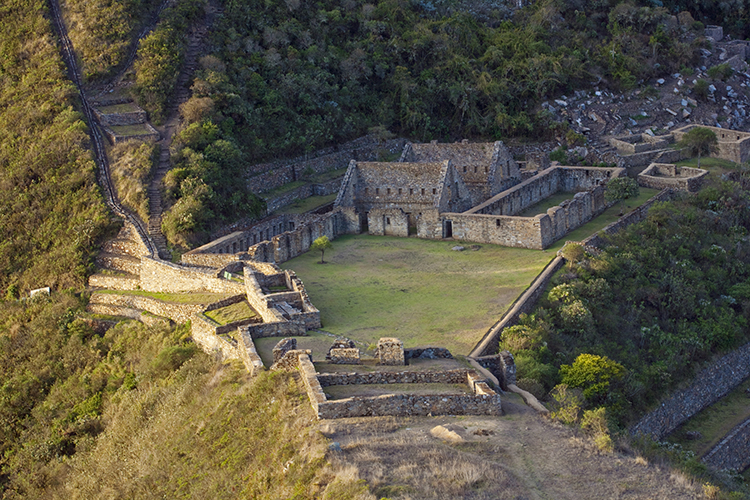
left=317, top=392, right=502, bottom=419
left=631, top=341, right=750, bottom=440
left=102, top=124, right=160, bottom=145
left=190, top=315, right=241, bottom=360
left=95, top=110, right=147, bottom=127
left=140, top=257, right=245, bottom=294
left=583, top=189, right=673, bottom=248
left=89, top=292, right=205, bottom=324
left=473, top=351, right=517, bottom=390
left=181, top=252, right=245, bottom=268
left=618, top=148, right=685, bottom=169
left=239, top=321, right=307, bottom=339
left=299, top=354, right=327, bottom=414
left=246, top=135, right=407, bottom=194
left=316, top=369, right=471, bottom=387
left=702, top=417, right=750, bottom=472
left=404, top=347, right=453, bottom=360
left=638, top=164, right=707, bottom=192
left=237, top=329, right=264, bottom=376
left=470, top=256, right=566, bottom=357
left=88, top=273, right=140, bottom=290
left=265, top=184, right=314, bottom=213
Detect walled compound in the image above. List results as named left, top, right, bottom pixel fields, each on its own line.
left=637, top=163, right=708, bottom=192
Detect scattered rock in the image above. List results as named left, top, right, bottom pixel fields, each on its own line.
left=666, top=108, right=678, bottom=116
left=430, top=424, right=466, bottom=443
left=452, top=245, right=465, bottom=251
left=329, top=442, right=342, bottom=452
left=683, top=108, right=691, bottom=118
left=685, top=431, right=703, bottom=440
left=656, top=78, right=665, bottom=85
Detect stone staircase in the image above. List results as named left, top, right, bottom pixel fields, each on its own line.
left=147, top=20, right=211, bottom=260
left=88, top=222, right=149, bottom=291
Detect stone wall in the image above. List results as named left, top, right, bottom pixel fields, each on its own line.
left=470, top=256, right=566, bottom=357
left=329, top=348, right=360, bottom=364
left=630, top=341, right=750, bottom=440
left=264, top=177, right=343, bottom=214
left=467, top=166, right=623, bottom=217
left=88, top=292, right=206, bottom=324
left=246, top=135, right=407, bottom=194
left=617, top=148, right=685, bottom=169
left=443, top=212, right=548, bottom=249
left=317, top=392, right=503, bottom=418
left=237, top=329, right=264, bottom=376
left=88, top=273, right=140, bottom=290
left=102, top=124, right=160, bottom=145
left=140, top=257, right=245, bottom=294
left=95, top=109, right=147, bottom=127
left=638, top=164, right=708, bottom=192
left=190, top=315, right=242, bottom=360
left=368, top=208, right=409, bottom=237
left=702, top=417, right=750, bottom=472
left=404, top=347, right=453, bottom=360
left=377, top=337, right=405, bottom=365
left=239, top=321, right=307, bottom=339
left=316, top=369, right=471, bottom=387
left=473, top=351, right=517, bottom=390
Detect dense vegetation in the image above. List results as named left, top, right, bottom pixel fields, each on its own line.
left=110, top=142, right=157, bottom=222
left=0, top=0, right=111, bottom=295
left=61, top=0, right=162, bottom=81
left=503, top=175, right=750, bottom=428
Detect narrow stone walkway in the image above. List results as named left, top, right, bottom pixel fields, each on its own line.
left=148, top=5, right=217, bottom=260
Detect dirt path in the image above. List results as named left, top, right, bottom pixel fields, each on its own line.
left=322, top=396, right=701, bottom=499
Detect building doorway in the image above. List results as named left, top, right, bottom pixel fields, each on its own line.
left=444, top=220, right=453, bottom=238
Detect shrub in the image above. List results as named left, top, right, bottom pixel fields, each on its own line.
left=549, top=147, right=567, bottom=163
left=548, top=384, right=583, bottom=425
left=707, top=63, right=734, bottom=81
left=694, top=78, right=710, bottom=100
left=560, top=354, right=625, bottom=404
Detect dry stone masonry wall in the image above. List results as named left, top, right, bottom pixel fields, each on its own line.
left=638, top=163, right=707, bottom=192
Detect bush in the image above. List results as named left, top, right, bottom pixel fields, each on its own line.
left=560, top=354, right=625, bottom=404
left=549, top=148, right=567, bottom=163
left=707, top=63, right=734, bottom=81
left=694, top=78, right=710, bottom=100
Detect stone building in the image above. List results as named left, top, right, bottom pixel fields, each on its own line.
left=335, top=159, right=472, bottom=236
left=399, top=141, right=521, bottom=206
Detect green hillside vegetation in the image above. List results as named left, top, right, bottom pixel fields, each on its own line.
left=0, top=295, right=367, bottom=499
left=500, top=176, right=750, bottom=429
left=0, top=0, right=111, bottom=295
left=158, top=0, right=704, bottom=247
left=60, top=0, right=163, bottom=81
left=109, top=141, right=157, bottom=222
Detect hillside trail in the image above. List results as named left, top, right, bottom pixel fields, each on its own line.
left=147, top=0, right=220, bottom=260
left=48, top=0, right=157, bottom=259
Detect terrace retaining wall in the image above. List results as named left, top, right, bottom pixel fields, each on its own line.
left=631, top=341, right=750, bottom=440
left=702, top=417, right=750, bottom=472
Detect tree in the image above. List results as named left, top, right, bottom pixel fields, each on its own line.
left=559, top=353, right=625, bottom=404
left=678, top=126, right=719, bottom=168
left=605, top=177, right=639, bottom=214
left=310, top=236, right=333, bottom=264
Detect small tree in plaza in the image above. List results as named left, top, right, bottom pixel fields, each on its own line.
left=677, top=126, right=718, bottom=168
left=311, top=235, right=333, bottom=264
left=605, top=176, right=639, bottom=215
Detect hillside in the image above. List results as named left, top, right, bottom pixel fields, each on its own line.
left=2, top=0, right=750, bottom=498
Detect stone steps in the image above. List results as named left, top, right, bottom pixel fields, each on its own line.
left=88, top=271, right=140, bottom=290
left=95, top=252, right=142, bottom=275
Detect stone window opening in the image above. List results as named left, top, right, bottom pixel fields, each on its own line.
left=398, top=188, right=402, bottom=195
left=432, top=188, right=436, bottom=194
left=409, top=188, right=413, bottom=195
left=421, top=188, right=425, bottom=195
left=376, top=188, right=380, bottom=195
left=463, top=166, right=467, bottom=172
left=496, top=219, right=501, bottom=227
left=386, top=217, right=391, bottom=225
left=387, top=188, right=391, bottom=195
left=474, top=166, right=478, bottom=173
left=485, top=166, right=488, bottom=173
left=364, top=187, right=369, bottom=194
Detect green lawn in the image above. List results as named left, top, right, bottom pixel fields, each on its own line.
left=203, top=301, right=257, bottom=325
left=98, top=289, right=234, bottom=305
left=674, top=157, right=739, bottom=176
left=547, top=187, right=660, bottom=252
left=275, top=194, right=337, bottom=214
left=281, top=234, right=554, bottom=355
left=99, top=102, right=140, bottom=114
left=666, top=376, right=750, bottom=458
left=109, top=124, right=154, bottom=136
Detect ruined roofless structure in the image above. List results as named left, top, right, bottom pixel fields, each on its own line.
left=400, top=140, right=521, bottom=206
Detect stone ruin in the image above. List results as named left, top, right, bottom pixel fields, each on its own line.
left=273, top=338, right=297, bottom=364
left=326, top=338, right=360, bottom=364
left=377, top=337, right=405, bottom=366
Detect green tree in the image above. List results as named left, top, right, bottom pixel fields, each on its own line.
left=678, top=126, right=719, bottom=168
left=605, top=177, right=639, bottom=214
left=310, top=236, right=333, bottom=264
left=559, top=353, right=625, bottom=403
